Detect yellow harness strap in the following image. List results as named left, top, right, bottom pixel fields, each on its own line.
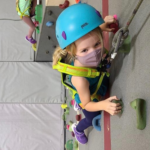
left=53, top=60, right=100, bottom=78
left=91, top=72, right=105, bottom=100
left=16, top=0, right=32, bottom=19
left=79, top=72, right=106, bottom=109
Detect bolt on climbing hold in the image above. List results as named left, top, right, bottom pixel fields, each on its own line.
left=61, top=103, right=68, bottom=109
left=76, top=114, right=82, bottom=121
left=92, top=114, right=102, bottom=131
left=59, top=0, right=70, bottom=9
left=46, top=21, right=54, bottom=27
left=71, top=131, right=75, bottom=137
left=48, top=10, right=52, bottom=15
left=130, top=98, right=146, bottom=130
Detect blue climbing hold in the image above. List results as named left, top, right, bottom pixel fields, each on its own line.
left=46, top=21, right=54, bottom=27
left=92, top=114, right=101, bottom=131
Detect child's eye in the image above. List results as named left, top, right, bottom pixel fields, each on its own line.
left=82, top=49, right=88, bottom=53
left=95, top=41, right=101, bottom=47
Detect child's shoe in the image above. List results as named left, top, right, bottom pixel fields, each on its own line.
left=71, top=123, right=88, bottom=144
left=74, top=101, right=82, bottom=111
left=26, top=36, right=36, bottom=44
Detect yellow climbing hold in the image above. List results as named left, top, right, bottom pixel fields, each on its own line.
left=32, top=43, right=37, bottom=51
left=61, top=103, right=68, bottom=109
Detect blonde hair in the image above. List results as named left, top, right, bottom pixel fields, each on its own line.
left=52, top=27, right=103, bottom=66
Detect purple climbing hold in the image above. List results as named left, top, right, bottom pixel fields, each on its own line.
left=95, top=10, right=102, bottom=18
left=62, top=31, right=66, bottom=40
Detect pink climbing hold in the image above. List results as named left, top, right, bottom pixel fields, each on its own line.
left=66, top=124, right=70, bottom=130
left=113, top=14, right=118, bottom=20
left=62, top=31, right=66, bottom=40
left=71, top=99, right=75, bottom=106
left=109, top=14, right=119, bottom=34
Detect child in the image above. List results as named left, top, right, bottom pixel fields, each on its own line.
left=16, top=0, right=37, bottom=44
left=53, top=4, right=121, bottom=144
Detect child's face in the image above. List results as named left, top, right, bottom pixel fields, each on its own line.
left=75, top=32, right=102, bottom=57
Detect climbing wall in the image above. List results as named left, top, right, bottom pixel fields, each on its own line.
left=35, top=0, right=75, bottom=61
left=65, top=0, right=150, bottom=150
left=109, top=0, right=150, bottom=150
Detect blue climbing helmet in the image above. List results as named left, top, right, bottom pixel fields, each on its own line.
left=56, top=3, right=104, bottom=49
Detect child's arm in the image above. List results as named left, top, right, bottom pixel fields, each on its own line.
left=99, top=15, right=117, bottom=32
left=72, top=76, right=121, bottom=115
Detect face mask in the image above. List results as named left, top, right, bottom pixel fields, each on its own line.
left=75, top=48, right=102, bottom=67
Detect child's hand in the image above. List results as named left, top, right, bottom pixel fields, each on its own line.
left=99, top=15, right=117, bottom=32
left=102, top=96, right=122, bottom=115
left=104, top=15, right=117, bottom=24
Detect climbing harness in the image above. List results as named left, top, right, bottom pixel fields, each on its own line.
left=16, top=0, right=32, bottom=19
left=53, top=59, right=109, bottom=109
left=109, top=0, right=144, bottom=61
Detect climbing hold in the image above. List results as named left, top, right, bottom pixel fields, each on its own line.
left=62, top=113, right=67, bottom=121
left=61, top=103, right=68, bottom=109
left=35, top=4, right=43, bottom=23
left=69, top=121, right=73, bottom=131
left=69, top=125, right=73, bottom=132
left=71, top=99, right=75, bottom=105
left=76, top=114, right=82, bottom=121
left=111, top=99, right=124, bottom=114
left=71, top=131, right=75, bottom=137
left=74, top=141, right=79, bottom=150
left=48, top=10, right=52, bottom=15
left=95, top=10, right=102, bottom=18
left=75, top=0, right=81, bottom=3
left=59, top=0, right=70, bottom=9
left=92, top=114, right=101, bottom=131
left=109, top=15, right=119, bottom=34
left=46, top=21, right=54, bottom=27
left=69, top=99, right=75, bottom=107
left=130, top=98, right=146, bottom=130
left=65, top=139, right=73, bottom=150
left=65, top=107, right=70, bottom=115
left=113, top=14, right=118, bottom=20
left=35, top=26, right=40, bottom=34
left=66, top=124, right=70, bottom=130
left=118, top=35, right=131, bottom=53
left=32, top=43, right=37, bottom=51
left=33, top=21, right=39, bottom=27
left=46, top=51, right=49, bottom=54
left=69, top=121, right=73, bottom=125
left=62, top=31, right=66, bottom=40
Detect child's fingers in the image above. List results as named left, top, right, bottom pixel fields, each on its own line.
left=107, top=96, right=118, bottom=101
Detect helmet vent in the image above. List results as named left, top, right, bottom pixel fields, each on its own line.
left=95, top=10, right=102, bottom=18
left=62, top=31, right=67, bottom=40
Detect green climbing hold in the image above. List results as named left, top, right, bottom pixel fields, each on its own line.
left=74, top=140, right=79, bottom=150
left=65, top=139, right=73, bottom=150
left=68, top=121, right=73, bottom=132
left=130, top=98, right=146, bottom=130
left=111, top=99, right=124, bottom=114
left=65, top=107, right=70, bottom=115
left=36, top=26, right=40, bottom=34
left=118, top=35, right=131, bottom=53
left=62, top=113, right=66, bottom=121
left=35, top=5, right=43, bottom=23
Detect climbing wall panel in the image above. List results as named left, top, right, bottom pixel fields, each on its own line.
left=109, top=0, right=150, bottom=150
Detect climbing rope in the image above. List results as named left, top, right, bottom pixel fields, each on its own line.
left=109, top=0, right=144, bottom=61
